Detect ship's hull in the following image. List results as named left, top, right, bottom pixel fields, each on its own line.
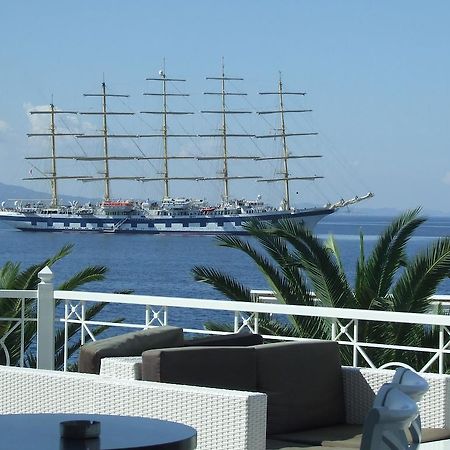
left=0, top=207, right=334, bottom=234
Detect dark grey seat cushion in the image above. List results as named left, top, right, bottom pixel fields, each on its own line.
left=266, top=441, right=307, bottom=450
left=142, top=345, right=257, bottom=391
left=271, top=424, right=362, bottom=447
left=255, top=341, right=345, bottom=435
left=266, top=440, right=347, bottom=449
left=184, top=332, right=263, bottom=347
left=272, top=424, right=450, bottom=447
left=78, top=326, right=184, bottom=374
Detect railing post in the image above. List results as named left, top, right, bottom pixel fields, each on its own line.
left=439, top=325, right=444, bottom=375
left=163, top=306, right=168, bottom=325
left=37, top=266, right=55, bottom=370
left=331, top=319, right=337, bottom=341
left=254, top=312, right=259, bottom=334
left=353, top=320, right=359, bottom=368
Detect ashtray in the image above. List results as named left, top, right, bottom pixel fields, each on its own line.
left=60, top=420, right=101, bottom=439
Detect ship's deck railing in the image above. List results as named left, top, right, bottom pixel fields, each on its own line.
left=1, top=267, right=450, bottom=373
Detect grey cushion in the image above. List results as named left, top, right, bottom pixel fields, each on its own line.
left=255, top=341, right=345, bottom=435
left=272, top=424, right=450, bottom=447
left=271, top=424, right=363, bottom=447
left=266, top=440, right=347, bottom=450
left=142, top=345, right=257, bottom=391
left=184, top=332, right=263, bottom=347
left=266, top=441, right=312, bottom=449
left=78, top=326, right=183, bottom=374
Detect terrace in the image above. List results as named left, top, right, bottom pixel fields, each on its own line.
left=1, top=267, right=450, bottom=449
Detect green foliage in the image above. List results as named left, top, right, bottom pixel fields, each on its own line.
left=0, top=244, right=122, bottom=370
left=192, top=210, right=450, bottom=371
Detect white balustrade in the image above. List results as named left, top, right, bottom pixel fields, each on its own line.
left=1, top=269, right=450, bottom=373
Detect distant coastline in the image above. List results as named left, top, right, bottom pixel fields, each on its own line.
left=333, top=207, right=449, bottom=218
left=0, top=182, right=96, bottom=205
left=0, top=181, right=448, bottom=218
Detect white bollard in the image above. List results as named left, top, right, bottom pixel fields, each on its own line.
left=37, top=266, right=55, bottom=370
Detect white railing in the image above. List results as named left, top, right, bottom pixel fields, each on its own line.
left=1, top=267, right=450, bottom=373
left=0, top=291, right=36, bottom=367
left=0, top=267, right=54, bottom=370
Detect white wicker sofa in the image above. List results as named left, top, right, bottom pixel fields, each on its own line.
left=83, top=332, right=450, bottom=449
left=101, top=357, right=450, bottom=431
left=0, top=365, right=267, bottom=450
left=101, top=356, right=450, bottom=430
left=99, top=343, right=450, bottom=450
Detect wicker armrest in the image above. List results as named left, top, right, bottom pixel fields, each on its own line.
left=342, top=366, right=450, bottom=429
left=0, top=365, right=267, bottom=450
left=100, top=356, right=142, bottom=379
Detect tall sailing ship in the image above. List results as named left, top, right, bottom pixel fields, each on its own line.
left=0, top=67, right=372, bottom=234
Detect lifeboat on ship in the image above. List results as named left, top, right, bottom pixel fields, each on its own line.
left=200, top=207, right=216, bottom=215
left=100, top=200, right=135, bottom=213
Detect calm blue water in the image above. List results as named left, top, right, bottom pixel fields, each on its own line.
left=0, top=213, right=449, bottom=331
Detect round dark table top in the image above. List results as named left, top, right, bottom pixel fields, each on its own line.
left=0, top=413, right=197, bottom=450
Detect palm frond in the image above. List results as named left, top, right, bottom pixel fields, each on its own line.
left=325, top=234, right=345, bottom=274
left=15, top=244, right=74, bottom=290
left=274, top=219, right=354, bottom=309
left=57, top=266, right=108, bottom=291
left=391, top=238, right=450, bottom=314
left=0, top=244, right=122, bottom=368
left=192, top=266, right=252, bottom=302
left=355, top=230, right=367, bottom=301
left=0, top=262, right=21, bottom=289
left=364, top=208, right=424, bottom=299
left=242, top=221, right=313, bottom=306
left=217, top=232, right=308, bottom=307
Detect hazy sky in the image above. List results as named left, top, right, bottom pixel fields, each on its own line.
left=1, top=1, right=449, bottom=213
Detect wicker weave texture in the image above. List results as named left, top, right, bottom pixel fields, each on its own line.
left=342, top=367, right=450, bottom=429
left=0, top=366, right=267, bottom=450
left=100, top=356, right=142, bottom=379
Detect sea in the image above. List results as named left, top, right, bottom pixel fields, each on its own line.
left=1, top=213, right=449, bottom=332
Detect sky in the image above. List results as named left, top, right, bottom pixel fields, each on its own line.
left=0, top=0, right=449, bottom=213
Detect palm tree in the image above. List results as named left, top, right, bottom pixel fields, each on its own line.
left=192, top=209, right=450, bottom=371
left=0, top=244, right=122, bottom=370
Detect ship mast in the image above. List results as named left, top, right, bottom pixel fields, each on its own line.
left=25, top=104, right=81, bottom=207
left=101, top=83, right=111, bottom=200
left=257, top=73, right=323, bottom=210
left=200, top=61, right=258, bottom=203
left=78, top=82, right=136, bottom=201
left=220, top=64, right=230, bottom=200
left=140, top=68, right=197, bottom=198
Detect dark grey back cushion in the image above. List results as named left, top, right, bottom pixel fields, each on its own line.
left=142, top=346, right=258, bottom=391
left=255, top=341, right=345, bottom=435
left=78, top=326, right=184, bottom=374
left=184, top=332, right=263, bottom=347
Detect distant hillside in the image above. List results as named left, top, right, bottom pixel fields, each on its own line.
left=0, top=182, right=94, bottom=204
left=334, top=206, right=400, bottom=217
left=341, top=206, right=449, bottom=217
